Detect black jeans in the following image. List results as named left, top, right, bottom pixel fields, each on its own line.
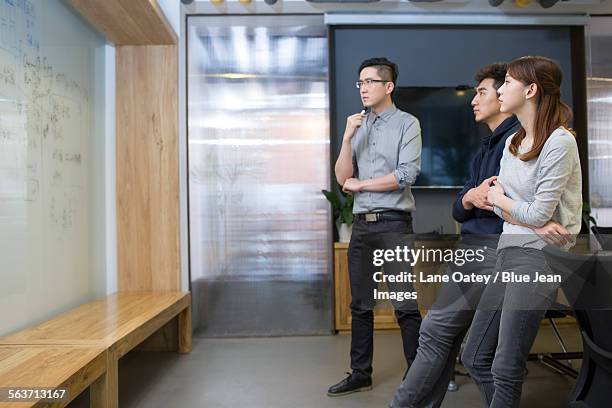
left=348, top=216, right=422, bottom=379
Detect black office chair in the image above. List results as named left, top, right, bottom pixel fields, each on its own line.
left=543, top=246, right=612, bottom=408
left=591, top=226, right=612, bottom=250
left=528, top=303, right=582, bottom=378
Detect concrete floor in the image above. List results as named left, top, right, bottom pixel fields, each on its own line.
left=69, top=326, right=580, bottom=408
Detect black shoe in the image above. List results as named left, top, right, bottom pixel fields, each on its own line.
left=327, top=372, right=372, bottom=397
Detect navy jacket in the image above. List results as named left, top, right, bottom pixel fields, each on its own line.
left=452, top=116, right=521, bottom=235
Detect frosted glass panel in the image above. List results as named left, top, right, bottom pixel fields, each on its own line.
left=588, top=17, right=612, bottom=226
left=187, top=16, right=332, bottom=336
left=0, top=0, right=107, bottom=335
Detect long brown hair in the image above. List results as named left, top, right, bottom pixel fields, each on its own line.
left=506, top=56, right=574, bottom=161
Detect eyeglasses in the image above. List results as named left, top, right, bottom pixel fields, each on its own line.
left=355, top=79, right=389, bottom=89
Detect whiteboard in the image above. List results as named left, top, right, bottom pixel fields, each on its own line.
left=0, top=0, right=108, bottom=335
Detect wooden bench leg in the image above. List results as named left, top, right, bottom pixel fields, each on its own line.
left=91, top=348, right=118, bottom=408
left=178, top=304, right=192, bottom=353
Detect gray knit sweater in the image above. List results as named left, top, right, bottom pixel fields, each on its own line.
left=494, top=127, right=582, bottom=251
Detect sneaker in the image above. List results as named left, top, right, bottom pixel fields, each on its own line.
left=327, top=372, right=373, bottom=397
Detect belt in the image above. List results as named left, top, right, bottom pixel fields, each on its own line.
left=355, top=211, right=412, bottom=223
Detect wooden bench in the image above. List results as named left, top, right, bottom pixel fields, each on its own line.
left=0, top=292, right=192, bottom=408
left=0, top=345, right=107, bottom=408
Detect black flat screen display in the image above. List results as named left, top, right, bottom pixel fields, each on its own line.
left=394, top=86, right=490, bottom=188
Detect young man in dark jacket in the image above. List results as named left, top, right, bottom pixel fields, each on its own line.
left=390, top=63, right=519, bottom=408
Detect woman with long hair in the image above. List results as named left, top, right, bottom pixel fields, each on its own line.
left=461, top=56, right=582, bottom=407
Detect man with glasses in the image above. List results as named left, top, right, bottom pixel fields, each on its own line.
left=328, top=57, right=423, bottom=397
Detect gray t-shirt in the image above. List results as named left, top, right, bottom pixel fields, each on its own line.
left=495, top=127, right=582, bottom=251
left=351, top=104, right=421, bottom=214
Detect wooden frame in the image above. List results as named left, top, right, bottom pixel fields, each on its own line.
left=67, top=0, right=181, bottom=292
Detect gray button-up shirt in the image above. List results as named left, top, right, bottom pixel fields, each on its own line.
left=351, top=104, right=421, bottom=214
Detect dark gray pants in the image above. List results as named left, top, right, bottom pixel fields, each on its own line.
left=462, top=247, right=558, bottom=408
left=348, top=217, right=422, bottom=379
left=390, top=244, right=498, bottom=408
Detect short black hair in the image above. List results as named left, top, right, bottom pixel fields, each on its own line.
left=474, top=62, right=508, bottom=90
left=358, top=57, right=399, bottom=84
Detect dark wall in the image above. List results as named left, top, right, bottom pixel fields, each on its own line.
left=330, top=25, right=575, bottom=233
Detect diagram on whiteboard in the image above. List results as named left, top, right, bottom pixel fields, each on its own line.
left=0, top=0, right=106, bottom=336
left=0, top=0, right=90, bottom=234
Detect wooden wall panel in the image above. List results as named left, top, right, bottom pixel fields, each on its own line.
left=116, top=45, right=180, bottom=291
left=69, top=0, right=176, bottom=45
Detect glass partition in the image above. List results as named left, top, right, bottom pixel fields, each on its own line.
left=187, top=15, right=332, bottom=336
left=587, top=17, right=612, bottom=227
